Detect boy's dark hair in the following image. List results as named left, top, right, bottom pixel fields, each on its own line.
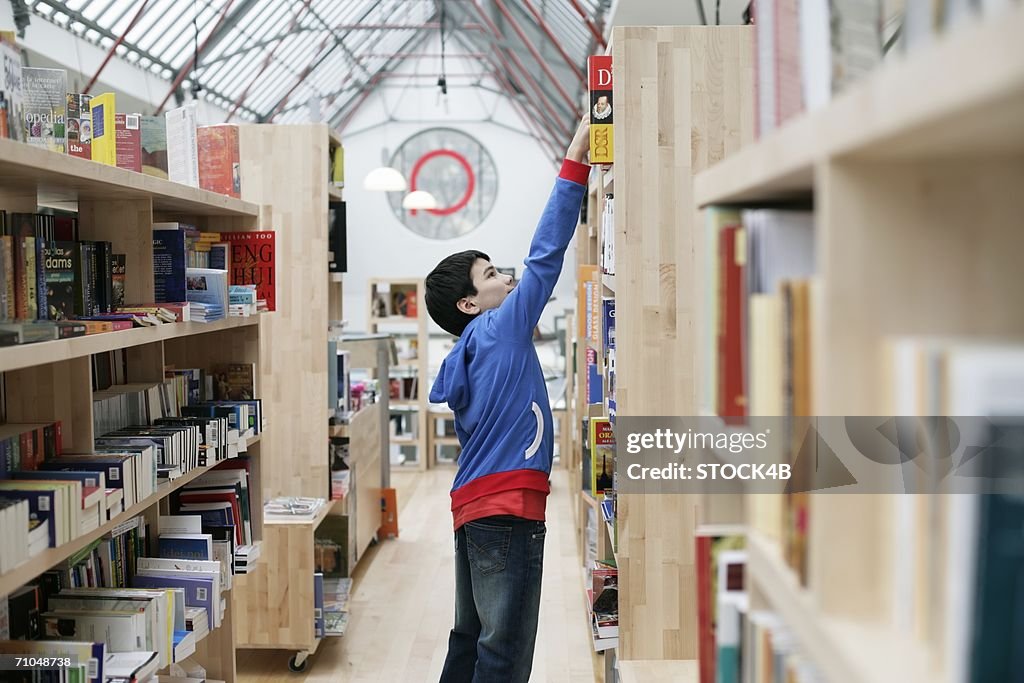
left=426, top=249, right=490, bottom=337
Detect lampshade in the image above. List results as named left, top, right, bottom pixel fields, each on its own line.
left=363, top=166, right=407, bottom=192
left=402, top=190, right=438, bottom=210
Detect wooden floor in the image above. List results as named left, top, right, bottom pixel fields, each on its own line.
left=237, top=466, right=601, bottom=682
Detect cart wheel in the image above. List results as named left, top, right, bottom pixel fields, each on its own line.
left=288, top=652, right=309, bottom=673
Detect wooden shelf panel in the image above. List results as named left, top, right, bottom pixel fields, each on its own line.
left=0, top=455, right=254, bottom=596
left=0, top=138, right=260, bottom=217
left=618, top=660, right=697, bottom=683
left=263, top=496, right=342, bottom=528
left=746, top=531, right=940, bottom=683
left=695, top=7, right=1024, bottom=206
left=0, top=315, right=260, bottom=374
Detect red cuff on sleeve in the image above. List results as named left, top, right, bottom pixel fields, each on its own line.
left=559, top=158, right=591, bottom=186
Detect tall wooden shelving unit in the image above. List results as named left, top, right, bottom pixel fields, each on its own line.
left=572, top=25, right=755, bottom=678
left=367, top=278, right=429, bottom=470
left=0, top=137, right=268, bottom=683
left=228, top=124, right=338, bottom=670
left=692, top=9, right=1024, bottom=683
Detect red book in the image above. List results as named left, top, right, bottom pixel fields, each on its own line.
left=197, top=124, right=241, bottom=198
left=115, top=113, right=142, bottom=172
left=219, top=231, right=276, bottom=311
left=717, top=225, right=746, bottom=422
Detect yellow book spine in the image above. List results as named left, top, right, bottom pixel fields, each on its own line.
left=90, top=92, right=117, bottom=166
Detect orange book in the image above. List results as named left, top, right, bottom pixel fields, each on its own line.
left=197, top=124, right=241, bottom=198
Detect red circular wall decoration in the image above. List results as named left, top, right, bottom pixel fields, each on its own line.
left=387, top=128, right=498, bottom=240
left=408, top=149, right=475, bottom=217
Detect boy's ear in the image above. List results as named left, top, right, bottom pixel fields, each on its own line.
left=456, top=296, right=479, bottom=315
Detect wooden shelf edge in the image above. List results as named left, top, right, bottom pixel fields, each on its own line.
left=0, top=458, right=238, bottom=596
left=0, top=137, right=260, bottom=217
left=746, top=531, right=941, bottom=683
left=0, top=315, right=261, bottom=374
left=617, top=660, right=698, bottom=683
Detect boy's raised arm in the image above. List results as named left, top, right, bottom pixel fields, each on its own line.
left=494, top=116, right=591, bottom=337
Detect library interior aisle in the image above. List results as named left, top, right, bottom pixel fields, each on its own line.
left=0, top=1, right=1021, bottom=683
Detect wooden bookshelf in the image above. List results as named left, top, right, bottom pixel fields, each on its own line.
left=234, top=123, right=331, bottom=501
left=598, top=25, right=754, bottom=665
left=368, top=278, right=429, bottom=470
left=0, top=443, right=257, bottom=597
left=684, top=8, right=1024, bottom=683
left=0, top=315, right=259, bottom=374
left=0, top=136, right=269, bottom=682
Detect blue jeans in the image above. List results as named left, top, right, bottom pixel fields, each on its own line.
left=440, top=516, right=547, bottom=683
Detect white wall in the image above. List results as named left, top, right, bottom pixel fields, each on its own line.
left=340, top=42, right=581, bottom=339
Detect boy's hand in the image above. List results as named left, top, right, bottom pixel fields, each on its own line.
left=566, top=114, right=591, bottom=164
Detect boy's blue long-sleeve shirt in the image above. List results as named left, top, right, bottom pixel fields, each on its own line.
left=429, top=160, right=590, bottom=514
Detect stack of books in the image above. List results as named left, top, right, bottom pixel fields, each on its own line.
left=264, top=497, right=325, bottom=519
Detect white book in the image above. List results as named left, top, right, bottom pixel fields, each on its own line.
left=166, top=105, right=199, bottom=188
left=59, top=587, right=173, bottom=670
left=43, top=609, right=147, bottom=651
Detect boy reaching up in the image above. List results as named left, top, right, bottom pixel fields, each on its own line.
left=426, top=115, right=591, bottom=682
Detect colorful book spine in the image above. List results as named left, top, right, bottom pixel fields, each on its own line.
left=114, top=113, right=142, bottom=173
left=588, top=55, right=613, bottom=165
left=66, top=93, right=92, bottom=159
left=89, top=92, right=116, bottom=166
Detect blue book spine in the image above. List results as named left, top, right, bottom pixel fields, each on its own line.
left=131, top=573, right=215, bottom=626
left=159, top=536, right=212, bottom=561
left=603, top=298, right=615, bottom=350
left=153, top=230, right=186, bottom=303
left=314, top=572, right=325, bottom=638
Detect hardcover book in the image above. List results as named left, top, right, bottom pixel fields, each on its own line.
left=66, top=93, right=91, bottom=159
left=153, top=228, right=187, bottom=303
left=140, top=115, right=168, bottom=178
left=196, top=124, right=240, bottom=198
left=111, top=253, right=126, bottom=309
left=90, top=92, right=116, bottom=166
left=588, top=55, right=613, bottom=164
left=115, top=113, right=142, bottom=172
left=219, top=231, right=276, bottom=311
left=44, top=241, right=76, bottom=320
left=21, top=67, right=66, bottom=152
left=166, top=104, right=199, bottom=188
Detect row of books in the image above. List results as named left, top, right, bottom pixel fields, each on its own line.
left=314, top=575, right=352, bottom=638
left=0, top=211, right=124, bottom=323
left=0, top=639, right=163, bottom=683
left=0, top=397, right=258, bottom=571
left=154, top=223, right=276, bottom=314
left=754, top=0, right=1016, bottom=138
left=588, top=560, right=618, bottom=651
left=704, top=208, right=816, bottom=583
left=0, top=40, right=243, bottom=201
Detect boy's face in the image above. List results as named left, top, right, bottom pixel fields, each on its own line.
left=457, top=258, right=515, bottom=315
